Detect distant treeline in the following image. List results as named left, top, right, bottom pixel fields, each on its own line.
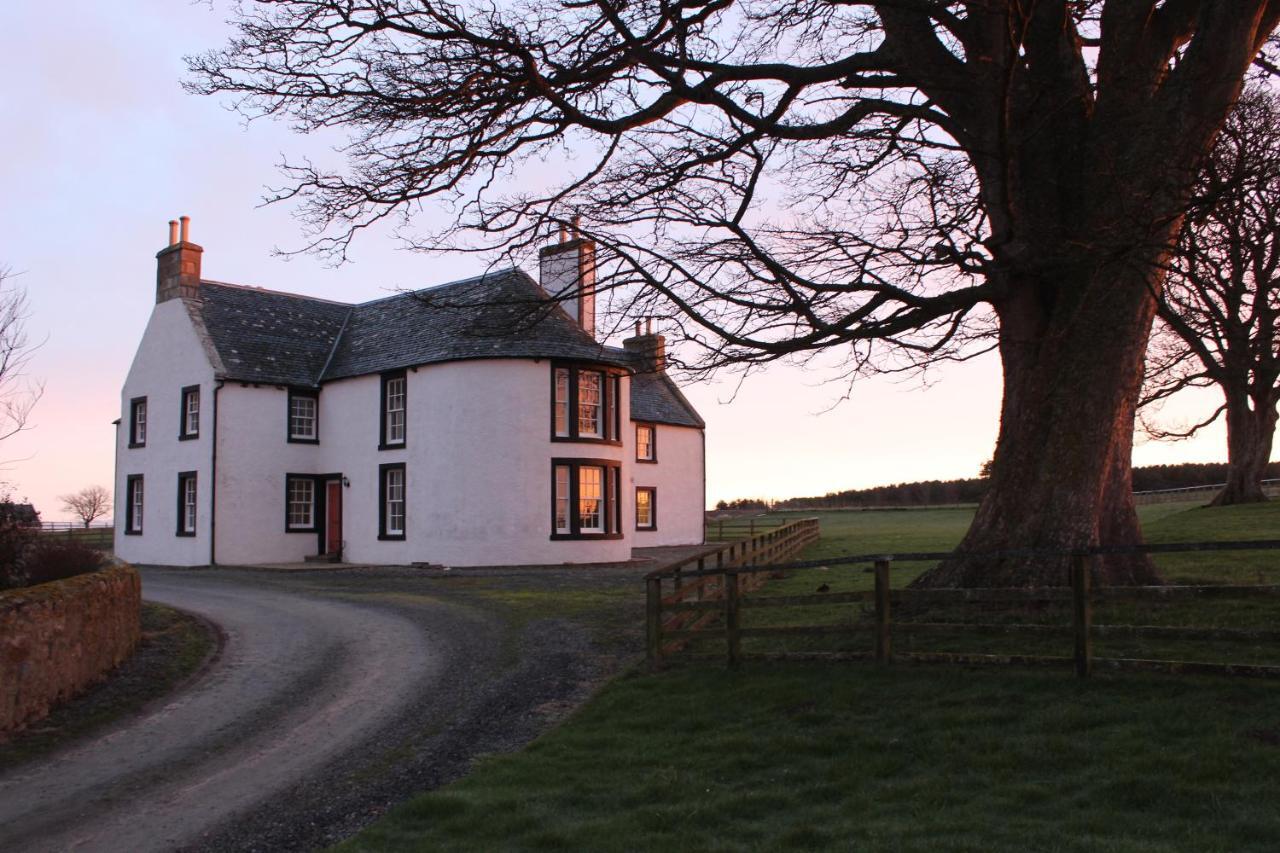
left=715, top=462, right=1280, bottom=511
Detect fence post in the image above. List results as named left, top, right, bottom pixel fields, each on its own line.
left=1071, top=554, right=1092, bottom=678
left=725, top=570, right=741, bottom=668
left=646, top=576, right=663, bottom=669
left=750, top=518, right=756, bottom=537
left=874, top=558, right=892, bottom=664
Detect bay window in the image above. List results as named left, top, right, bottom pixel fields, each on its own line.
left=551, top=363, right=621, bottom=443
left=550, top=458, right=622, bottom=539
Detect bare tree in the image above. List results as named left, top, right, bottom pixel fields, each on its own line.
left=188, top=2, right=1280, bottom=586
left=1142, top=90, right=1280, bottom=506
left=0, top=268, right=42, bottom=444
left=60, top=486, right=111, bottom=529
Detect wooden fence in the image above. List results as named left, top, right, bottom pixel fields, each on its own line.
left=646, top=518, right=821, bottom=662
left=645, top=539, right=1280, bottom=678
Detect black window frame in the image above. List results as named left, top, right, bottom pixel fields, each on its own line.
left=635, top=486, right=658, bottom=531
left=284, top=474, right=319, bottom=532
left=379, top=371, right=408, bottom=450
left=287, top=388, right=320, bottom=444
left=550, top=362, right=623, bottom=445
left=178, top=385, right=200, bottom=440
left=125, top=474, right=143, bottom=535
left=176, top=470, right=197, bottom=537
left=635, top=423, right=658, bottom=463
left=550, top=457, right=623, bottom=540
left=128, top=396, right=147, bottom=448
left=378, top=462, right=407, bottom=540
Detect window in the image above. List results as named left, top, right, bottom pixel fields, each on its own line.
left=288, top=390, right=319, bottom=443
left=551, top=364, right=621, bottom=443
left=129, top=397, right=147, bottom=447
left=636, top=487, right=657, bottom=530
left=379, top=463, right=406, bottom=539
left=554, top=369, right=570, bottom=437
left=636, top=424, right=656, bottom=462
left=550, top=458, right=622, bottom=539
left=179, top=385, right=200, bottom=440
left=286, top=477, right=316, bottom=530
left=381, top=372, right=406, bottom=449
left=176, top=471, right=197, bottom=536
left=125, top=475, right=143, bottom=535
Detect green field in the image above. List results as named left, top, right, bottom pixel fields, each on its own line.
left=339, top=501, right=1280, bottom=853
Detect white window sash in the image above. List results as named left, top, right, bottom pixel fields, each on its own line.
left=185, top=391, right=200, bottom=435
left=578, top=466, right=604, bottom=533
left=130, top=481, right=144, bottom=532
left=385, top=469, right=405, bottom=535
left=290, top=396, right=317, bottom=439
left=554, top=465, right=571, bottom=533
left=554, top=369, right=570, bottom=437
left=183, top=477, right=197, bottom=532
left=385, top=378, right=406, bottom=444
left=578, top=372, right=602, bottom=438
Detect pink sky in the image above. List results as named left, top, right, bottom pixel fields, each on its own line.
left=0, top=3, right=1249, bottom=522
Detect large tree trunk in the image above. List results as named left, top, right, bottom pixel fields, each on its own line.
left=1212, top=398, right=1279, bottom=506
left=913, top=263, right=1165, bottom=589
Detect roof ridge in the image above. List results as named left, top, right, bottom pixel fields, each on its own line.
left=352, top=267, right=528, bottom=308
left=200, top=279, right=354, bottom=306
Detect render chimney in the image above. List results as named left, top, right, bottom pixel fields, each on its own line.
left=156, top=215, right=203, bottom=303
left=539, top=229, right=596, bottom=339
left=623, top=325, right=666, bottom=374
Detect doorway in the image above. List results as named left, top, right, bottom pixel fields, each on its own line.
left=324, top=479, right=343, bottom=558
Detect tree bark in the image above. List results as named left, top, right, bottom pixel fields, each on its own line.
left=913, top=261, right=1165, bottom=589
left=1212, top=398, right=1279, bottom=506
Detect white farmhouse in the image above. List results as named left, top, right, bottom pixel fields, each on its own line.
left=114, top=218, right=705, bottom=567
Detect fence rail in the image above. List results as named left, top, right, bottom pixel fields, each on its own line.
left=645, top=539, right=1280, bottom=679
left=39, top=522, right=113, bottom=532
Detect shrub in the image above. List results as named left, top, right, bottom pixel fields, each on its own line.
left=19, top=540, right=105, bottom=587
left=0, top=506, right=37, bottom=589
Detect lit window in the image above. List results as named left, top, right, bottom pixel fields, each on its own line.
left=130, top=397, right=147, bottom=447
left=289, top=392, right=318, bottom=442
left=551, top=364, right=619, bottom=442
left=380, top=464, right=406, bottom=539
left=382, top=373, right=406, bottom=447
left=550, top=459, right=620, bottom=538
left=579, top=465, right=604, bottom=532
left=126, top=475, right=143, bottom=534
left=180, top=386, right=200, bottom=439
left=578, top=372, right=602, bottom=438
left=636, top=424, right=655, bottom=461
left=177, top=472, right=197, bottom=536
left=287, top=478, right=315, bottom=529
left=636, top=487, right=655, bottom=529
left=554, top=465, right=571, bottom=533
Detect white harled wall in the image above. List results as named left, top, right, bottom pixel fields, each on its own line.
left=118, top=325, right=707, bottom=566
left=631, top=424, right=706, bottom=547
left=114, top=301, right=216, bottom=565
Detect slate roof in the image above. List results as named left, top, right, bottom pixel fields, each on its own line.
left=192, top=269, right=702, bottom=428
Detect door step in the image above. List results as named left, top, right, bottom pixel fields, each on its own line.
left=305, top=553, right=340, bottom=564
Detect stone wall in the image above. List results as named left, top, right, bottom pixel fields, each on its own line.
left=1, top=564, right=142, bottom=733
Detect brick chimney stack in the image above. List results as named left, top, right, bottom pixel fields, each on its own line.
left=623, top=318, right=666, bottom=373
left=538, top=219, right=596, bottom=339
left=156, top=215, right=203, bottom=303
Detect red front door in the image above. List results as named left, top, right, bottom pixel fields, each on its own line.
left=325, top=480, right=342, bottom=556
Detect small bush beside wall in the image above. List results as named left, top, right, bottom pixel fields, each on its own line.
left=0, top=564, right=142, bottom=734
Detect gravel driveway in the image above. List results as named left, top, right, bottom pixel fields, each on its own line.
left=0, top=555, right=682, bottom=852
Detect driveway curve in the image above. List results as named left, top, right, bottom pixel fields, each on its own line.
left=0, top=572, right=441, bottom=853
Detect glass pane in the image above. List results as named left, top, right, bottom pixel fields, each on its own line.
left=578, top=466, right=603, bottom=532
left=554, top=369, right=570, bottom=436
left=554, top=465, right=570, bottom=532
left=578, top=372, right=601, bottom=437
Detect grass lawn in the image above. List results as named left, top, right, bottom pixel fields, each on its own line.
left=339, top=500, right=1280, bottom=852
left=0, top=603, right=216, bottom=770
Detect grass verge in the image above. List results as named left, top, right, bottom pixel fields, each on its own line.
left=0, top=602, right=218, bottom=771
left=338, top=500, right=1280, bottom=851
left=338, top=663, right=1280, bottom=853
